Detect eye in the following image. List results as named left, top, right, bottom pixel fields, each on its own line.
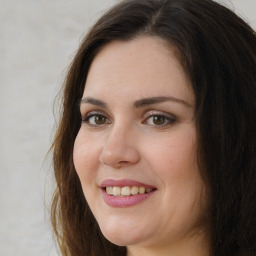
left=82, top=112, right=111, bottom=126
left=143, top=113, right=176, bottom=127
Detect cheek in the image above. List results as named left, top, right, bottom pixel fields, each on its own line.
left=142, top=128, right=204, bottom=209
left=73, top=131, right=101, bottom=186
left=143, top=128, right=198, bottom=180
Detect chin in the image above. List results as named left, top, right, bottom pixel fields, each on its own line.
left=101, top=228, right=141, bottom=246
left=102, top=232, right=134, bottom=246
left=97, top=217, right=147, bottom=246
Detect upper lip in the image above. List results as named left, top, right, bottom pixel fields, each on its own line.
left=100, top=179, right=156, bottom=189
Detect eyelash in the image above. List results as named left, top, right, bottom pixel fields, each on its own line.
left=143, top=112, right=176, bottom=127
left=81, top=111, right=176, bottom=127
left=82, top=111, right=111, bottom=126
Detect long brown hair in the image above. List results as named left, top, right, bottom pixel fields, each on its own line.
left=51, top=0, right=256, bottom=255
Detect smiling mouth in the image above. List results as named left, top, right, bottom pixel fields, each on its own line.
left=104, top=186, right=156, bottom=196
left=101, top=180, right=157, bottom=207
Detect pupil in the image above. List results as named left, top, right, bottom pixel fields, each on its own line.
left=153, top=116, right=165, bottom=125
left=95, top=115, right=105, bottom=124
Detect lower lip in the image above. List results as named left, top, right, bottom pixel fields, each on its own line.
left=101, top=189, right=155, bottom=207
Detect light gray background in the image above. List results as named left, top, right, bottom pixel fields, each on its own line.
left=0, top=1, right=255, bottom=255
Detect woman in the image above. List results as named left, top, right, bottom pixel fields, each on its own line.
left=51, top=0, right=256, bottom=255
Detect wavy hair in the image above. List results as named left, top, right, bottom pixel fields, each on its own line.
left=51, top=0, right=256, bottom=255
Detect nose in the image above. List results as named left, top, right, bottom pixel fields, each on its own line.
left=99, top=124, right=140, bottom=168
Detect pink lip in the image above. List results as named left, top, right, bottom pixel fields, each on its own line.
left=100, top=179, right=156, bottom=208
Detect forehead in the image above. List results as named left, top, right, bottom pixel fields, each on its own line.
left=84, top=36, right=194, bottom=104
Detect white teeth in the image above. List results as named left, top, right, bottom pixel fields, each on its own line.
left=113, top=186, right=121, bottom=196
left=106, top=186, right=113, bottom=195
left=121, top=186, right=130, bottom=196
left=139, top=187, right=145, bottom=194
left=105, top=186, right=153, bottom=196
left=131, top=186, right=139, bottom=195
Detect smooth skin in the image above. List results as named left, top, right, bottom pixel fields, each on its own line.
left=73, top=36, right=210, bottom=256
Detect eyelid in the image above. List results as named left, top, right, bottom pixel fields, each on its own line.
left=81, top=109, right=107, bottom=118
left=81, top=110, right=111, bottom=124
left=143, top=110, right=176, bottom=119
left=142, top=110, right=177, bottom=126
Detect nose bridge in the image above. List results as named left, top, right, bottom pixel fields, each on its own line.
left=99, top=120, right=140, bottom=167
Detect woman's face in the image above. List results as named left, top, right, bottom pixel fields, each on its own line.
left=73, top=36, right=208, bottom=252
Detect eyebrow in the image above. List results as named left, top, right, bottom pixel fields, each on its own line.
left=80, top=97, right=107, bottom=108
left=133, top=96, right=192, bottom=108
left=80, top=96, right=192, bottom=108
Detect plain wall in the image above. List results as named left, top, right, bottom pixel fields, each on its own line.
left=0, top=0, right=255, bottom=255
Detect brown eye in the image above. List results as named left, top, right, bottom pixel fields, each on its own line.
left=83, top=113, right=110, bottom=126
left=152, top=115, right=165, bottom=125
left=94, top=115, right=106, bottom=124
left=143, top=113, right=176, bottom=127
